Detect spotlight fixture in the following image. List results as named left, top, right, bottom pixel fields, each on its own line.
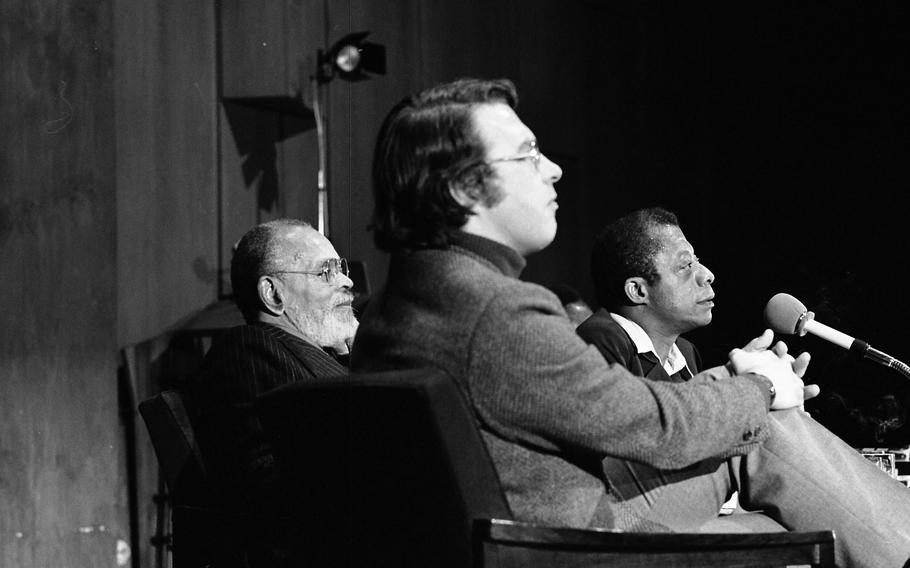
left=317, top=31, right=386, bottom=84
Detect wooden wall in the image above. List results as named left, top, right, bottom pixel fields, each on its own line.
left=115, top=1, right=219, bottom=346
left=0, top=0, right=127, bottom=565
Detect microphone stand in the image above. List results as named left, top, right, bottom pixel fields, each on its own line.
left=794, top=309, right=910, bottom=381
left=851, top=340, right=910, bottom=381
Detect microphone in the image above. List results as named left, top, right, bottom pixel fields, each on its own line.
left=764, top=292, right=910, bottom=379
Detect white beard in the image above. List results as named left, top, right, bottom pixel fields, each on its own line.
left=286, top=298, right=358, bottom=351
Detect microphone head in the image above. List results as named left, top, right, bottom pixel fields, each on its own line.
left=764, top=293, right=808, bottom=335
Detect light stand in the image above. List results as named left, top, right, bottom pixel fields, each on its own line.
left=310, top=31, right=386, bottom=237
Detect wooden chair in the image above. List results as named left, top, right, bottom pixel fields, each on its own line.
left=254, top=368, right=836, bottom=567
left=138, top=389, right=249, bottom=567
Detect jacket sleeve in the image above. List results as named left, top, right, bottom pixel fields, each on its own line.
left=466, top=283, right=770, bottom=470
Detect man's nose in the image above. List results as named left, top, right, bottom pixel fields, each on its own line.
left=336, top=272, right=354, bottom=289
left=699, top=264, right=715, bottom=286
left=543, top=154, right=562, bottom=183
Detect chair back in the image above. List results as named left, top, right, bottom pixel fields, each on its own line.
left=255, top=367, right=512, bottom=567
left=139, top=389, right=248, bottom=568
left=255, top=368, right=837, bottom=568
left=138, top=390, right=209, bottom=500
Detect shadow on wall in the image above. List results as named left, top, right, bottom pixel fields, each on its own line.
left=222, top=98, right=316, bottom=212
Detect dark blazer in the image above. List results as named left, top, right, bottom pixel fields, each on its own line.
left=577, top=308, right=702, bottom=382
left=189, top=322, right=347, bottom=514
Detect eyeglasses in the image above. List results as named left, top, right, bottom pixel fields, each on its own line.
left=272, top=258, right=349, bottom=284
left=487, top=140, right=543, bottom=170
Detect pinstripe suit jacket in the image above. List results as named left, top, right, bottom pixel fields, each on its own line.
left=190, top=322, right=348, bottom=512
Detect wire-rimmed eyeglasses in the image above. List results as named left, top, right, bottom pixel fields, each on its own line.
left=487, top=140, right=543, bottom=170
left=272, top=258, right=349, bottom=284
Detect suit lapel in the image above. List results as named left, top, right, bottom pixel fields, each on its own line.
left=267, top=326, right=348, bottom=379
left=639, top=351, right=692, bottom=382
left=639, top=352, right=671, bottom=382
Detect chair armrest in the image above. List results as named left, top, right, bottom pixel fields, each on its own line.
left=473, top=518, right=836, bottom=567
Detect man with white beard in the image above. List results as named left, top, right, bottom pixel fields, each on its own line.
left=188, top=218, right=358, bottom=567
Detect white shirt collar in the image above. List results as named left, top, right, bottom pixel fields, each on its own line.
left=609, top=312, right=692, bottom=377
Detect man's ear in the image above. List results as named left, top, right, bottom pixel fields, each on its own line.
left=449, top=180, right=482, bottom=209
left=624, top=277, right=648, bottom=305
left=257, top=275, right=285, bottom=316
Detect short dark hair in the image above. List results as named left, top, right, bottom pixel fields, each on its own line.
left=230, top=218, right=311, bottom=322
left=370, top=77, right=519, bottom=252
left=591, top=207, right=680, bottom=311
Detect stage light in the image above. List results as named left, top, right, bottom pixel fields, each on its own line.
left=317, top=31, right=386, bottom=84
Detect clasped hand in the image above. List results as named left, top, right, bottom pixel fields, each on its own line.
left=728, top=329, right=821, bottom=410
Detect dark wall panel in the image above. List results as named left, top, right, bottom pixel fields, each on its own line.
left=115, top=0, right=219, bottom=346
left=0, top=0, right=128, bottom=565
